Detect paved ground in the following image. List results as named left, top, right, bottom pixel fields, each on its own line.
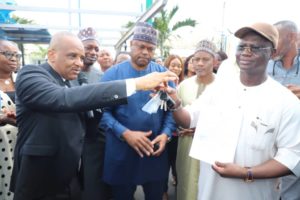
left=134, top=174, right=176, bottom=200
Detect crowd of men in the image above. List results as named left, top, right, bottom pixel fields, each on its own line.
left=0, top=20, right=299, bottom=200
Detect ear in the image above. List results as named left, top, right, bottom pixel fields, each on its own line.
left=291, top=32, right=298, bottom=42
left=213, top=56, right=218, bottom=66
left=47, top=49, right=56, bottom=63
left=270, top=48, right=277, bottom=59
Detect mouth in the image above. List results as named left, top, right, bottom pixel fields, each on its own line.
left=85, top=57, right=97, bottom=62
left=239, top=60, right=252, bottom=65
left=72, top=69, right=81, bottom=75
left=138, top=57, right=149, bottom=62
left=8, top=64, right=17, bottom=69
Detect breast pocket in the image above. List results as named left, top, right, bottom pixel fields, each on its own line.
left=248, top=117, right=276, bottom=151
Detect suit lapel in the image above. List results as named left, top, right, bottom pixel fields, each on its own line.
left=41, top=63, right=65, bottom=87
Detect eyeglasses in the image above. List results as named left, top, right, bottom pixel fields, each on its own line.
left=236, top=45, right=273, bottom=54
left=132, top=43, right=156, bottom=53
left=0, top=51, right=22, bottom=60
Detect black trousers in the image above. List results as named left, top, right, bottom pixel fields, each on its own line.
left=81, top=137, right=112, bottom=200
left=35, top=177, right=81, bottom=200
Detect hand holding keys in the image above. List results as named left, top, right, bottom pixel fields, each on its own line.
left=159, top=91, right=175, bottom=111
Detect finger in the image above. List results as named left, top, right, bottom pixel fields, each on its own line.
left=151, top=136, right=160, bottom=145
left=139, top=138, right=154, bottom=154
left=286, top=84, right=296, bottom=88
left=186, top=132, right=194, bottom=137
left=134, top=146, right=144, bottom=158
left=215, top=161, right=226, bottom=167
left=144, top=130, right=152, bottom=137
left=163, top=80, right=168, bottom=88
left=138, top=143, right=152, bottom=156
left=152, top=146, right=163, bottom=156
left=152, top=141, right=165, bottom=156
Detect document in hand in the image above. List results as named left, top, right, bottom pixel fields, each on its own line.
left=189, top=105, right=242, bottom=165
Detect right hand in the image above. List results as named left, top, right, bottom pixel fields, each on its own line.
left=178, top=127, right=195, bottom=137
left=0, top=108, right=16, bottom=126
left=135, top=71, right=178, bottom=91
left=122, top=130, right=154, bottom=157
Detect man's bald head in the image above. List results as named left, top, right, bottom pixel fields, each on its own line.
left=49, top=32, right=83, bottom=51
left=47, top=31, right=85, bottom=80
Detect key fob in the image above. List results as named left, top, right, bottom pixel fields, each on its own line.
left=153, top=143, right=160, bottom=151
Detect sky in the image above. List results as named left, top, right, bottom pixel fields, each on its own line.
left=2, top=0, right=300, bottom=56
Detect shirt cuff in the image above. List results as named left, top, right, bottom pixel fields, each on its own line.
left=126, top=78, right=136, bottom=97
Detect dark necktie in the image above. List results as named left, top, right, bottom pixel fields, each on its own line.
left=64, top=80, right=71, bottom=88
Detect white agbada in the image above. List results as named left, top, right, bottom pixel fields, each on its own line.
left=188, top=65, right=300, bottom=200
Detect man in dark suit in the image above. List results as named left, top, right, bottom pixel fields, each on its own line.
left=9, top=31, right=177, bottom=200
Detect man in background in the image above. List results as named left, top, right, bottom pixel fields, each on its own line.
left=74, top=27, right=112, bottom=200
left=97, top=49, right=114, bottom=74
left=267, top=20, right=300, bottom=200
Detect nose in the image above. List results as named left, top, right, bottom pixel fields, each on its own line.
left=75, top=57, right=84, bottom=67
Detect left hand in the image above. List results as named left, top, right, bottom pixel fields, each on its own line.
left=151, top=133, right=169, bottom=156
left=212, top=161, right=246, bottom=179
left=286, top=84, right=300, bottom=99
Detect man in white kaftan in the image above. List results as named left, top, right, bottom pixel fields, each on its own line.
left=168, top=22, right=300, bottom=200
left=188, top=70, right=300, bottom=200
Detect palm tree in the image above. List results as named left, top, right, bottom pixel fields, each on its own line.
left=153, top=5, right=196, bottom=58
left=11, top=14, right=35, bottom=24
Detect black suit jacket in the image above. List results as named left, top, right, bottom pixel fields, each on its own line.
left=10, top=63, right=127, bottom=200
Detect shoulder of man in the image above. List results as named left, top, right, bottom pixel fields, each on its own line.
left=148, top=61, right=168, bottom=72
left=15, top=63, right=57, bottom=89
left=101, top=61, right=130, bottom=82
left=17, top=64, right=47, bottom=79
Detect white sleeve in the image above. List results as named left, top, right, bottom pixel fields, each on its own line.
left=125, top=78, right=136, bottom=96
left=274, top=98, right=300, bottom=176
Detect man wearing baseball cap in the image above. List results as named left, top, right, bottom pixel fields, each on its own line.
left=167, top=22, right=300, bottom=200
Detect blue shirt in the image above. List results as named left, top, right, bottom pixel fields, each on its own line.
left=267, top=55, right=300, bottom=85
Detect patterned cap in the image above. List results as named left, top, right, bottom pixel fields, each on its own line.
left=77, top=27, right=98, bottom=42
left=132, top=22, right=158, bottom=45
left=195, top=39, right=217, bottom=56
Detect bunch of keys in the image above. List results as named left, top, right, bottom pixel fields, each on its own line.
left=159, top=91, right=175, bottom=111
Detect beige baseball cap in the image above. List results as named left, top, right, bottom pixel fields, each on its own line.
left=234, top=22, right=279, bottom=49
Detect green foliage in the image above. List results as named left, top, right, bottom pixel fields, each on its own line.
left=11, top=14, right=35, bottom=24
left=122, top=5, right=196, bottom=58
left=153, top=5, right=196, bottom=58
left=29, top=45, right=48, bottom=64
left=123, top=21, right=135, bottom=29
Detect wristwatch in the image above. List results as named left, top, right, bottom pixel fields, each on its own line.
left=244, top=167, right=254, bottom=183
